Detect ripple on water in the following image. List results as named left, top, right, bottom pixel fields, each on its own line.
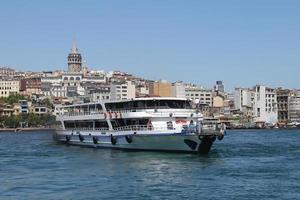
left=0, top=130, right=299, bottom=200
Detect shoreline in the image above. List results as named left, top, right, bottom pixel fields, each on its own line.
left=0, top=127, right=56, bottom=132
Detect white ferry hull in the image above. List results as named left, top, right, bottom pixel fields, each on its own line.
left=53, top=130, right=219, bottom=154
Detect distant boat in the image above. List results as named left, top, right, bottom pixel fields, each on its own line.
left=14, top=128, right=22, bottom=133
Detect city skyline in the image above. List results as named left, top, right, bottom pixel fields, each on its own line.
left=1, top=0, right=300, bottom=90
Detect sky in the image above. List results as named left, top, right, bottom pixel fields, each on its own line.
left=0, top=0, right=300, bottom=91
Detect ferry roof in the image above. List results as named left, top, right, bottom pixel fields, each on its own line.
left=56, top=97, right=190, bottom=108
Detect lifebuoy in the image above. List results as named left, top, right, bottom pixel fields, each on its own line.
left=79, top=134, right=84, bottom=142
left=111, top=134, right=117, bottom=145
left=93, top=136, right=99, bottom=144
left=198, top=135, right=204, bottom=141
left=125, top=135, right=133, bottom=144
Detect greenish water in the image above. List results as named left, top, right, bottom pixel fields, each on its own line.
left=0, top=130, right=299, bottom=200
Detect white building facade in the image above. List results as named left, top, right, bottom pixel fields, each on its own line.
left=253, top=85, right=278, bottom=124
left=288, top=91, right=300, bottom=122
left=110, top=81, right=136, bottom=100
left=171, top=82, right=186, bottom=98
left=234, top=88, right=255, bottom=111
left=0, top=79, right=20, bottom=97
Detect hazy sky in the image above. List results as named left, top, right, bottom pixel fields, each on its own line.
left=0, top=0, right=299, bottom=90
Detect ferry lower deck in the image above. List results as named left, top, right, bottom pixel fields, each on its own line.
left=53, top=128, right=224, bottom=154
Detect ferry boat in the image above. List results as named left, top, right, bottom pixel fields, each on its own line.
left=53, top=97, right=225, bottom=154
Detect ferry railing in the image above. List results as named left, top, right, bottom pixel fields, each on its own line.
left=113, top=125, right=171, bottom=132
left=108, top=107, right=194, bottom=113
left=61, top=111, right=105, bottom=117
left=65, top=127, right=109, bottom=131
left=113, top=125, right=154, bottom=131
left=60, top=109, right=196, bottom=117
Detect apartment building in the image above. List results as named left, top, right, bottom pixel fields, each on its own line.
left=0, top=79, right=20, bottom=97
left=253, top=85, right=278, bottom=124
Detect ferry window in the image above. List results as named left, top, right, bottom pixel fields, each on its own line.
left=132, top=100, right=146, bottom=108
left=64, top=121, right=76, bottom=128
left=75, top=121, right=93, bottom=129
left=159, top=100, right=169, bottom=108
left=146, top=100, right=155, bottom=108
left=95, top=120, right=109, bottom=129
left=124, top=118, right=148, bottom=126
left=111, top=119, right=126, bottom=128
left=105, top=103, right=114, bottom=110
left=96, top=104, right=102, bottom=111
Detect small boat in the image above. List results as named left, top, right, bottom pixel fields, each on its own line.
left=53, top=97, right=225, bottom=154
left=14, top=128, right=22, bottom=133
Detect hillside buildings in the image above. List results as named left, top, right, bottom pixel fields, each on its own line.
left=0, top=79, right=20, bottom=97
left=149, top=80, right=172, bottom=97
left=253, top=85, right=278, bottom=124
left=288, top=91, right=300, bottom=122
left=1, top=43, right=300, bottom=125
left=110, top=81, right=136, bottom=100
left=0, top=67, right=15, bottom=77
left=276, top=88, right=290, bottom=123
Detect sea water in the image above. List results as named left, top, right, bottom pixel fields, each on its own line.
left=0, top=130, right=299, bottom=200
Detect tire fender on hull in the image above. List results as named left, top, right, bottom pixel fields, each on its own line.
left=93, top=136, right=99, bottom=144
left=111, top=134, right=117, bottom=145
left=79, top=134, right=84, bottom=142
left=66, top=135, right=71, bottom=143
left=125, top=135, right=133, bottom=144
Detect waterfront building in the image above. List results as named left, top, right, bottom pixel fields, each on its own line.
left=288, top=91, right=300, bottom=122
left=19, top=100, right=30, bottom=114
left=0, top=66, right=15, bottom=77
left=110, top=81, right=136, bottom=100
left=149, top=80, right=172, bottom=97
left=171, top=82, right=186, bottom=98
left=68, top=43, right=82, bottom=73
left=276, top=88, right=291, bottom=123
left=185, top=86, right=213, bottom=107
left=20, top=77, right=42, bottom=96
left=253, top=85, right=278, bottom=124
left=234, top=88, right=255, bottom=111
left=136, top=85, right=149, bottom=97
left=0, top=79, right=20, bottom=97
left=83, top=83, right=111, bottom=101
left=0, top=103, right=14, bottom=117
left=31, top=104, right=50, bottom=115
left=212, top=95, right=225, bottom=116
left=234, top=88, right=255, bottom=121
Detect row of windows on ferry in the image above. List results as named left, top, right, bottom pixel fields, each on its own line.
left=64, top=118, right=150, bottom=129
left=63, top=100, right=193, bottom=113
left=105, top=100, right=192, bottom=110
left=186, top=93, right=211, bottom=97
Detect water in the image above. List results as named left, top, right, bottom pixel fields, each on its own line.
left=0, top=130, right=299, bottom=200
